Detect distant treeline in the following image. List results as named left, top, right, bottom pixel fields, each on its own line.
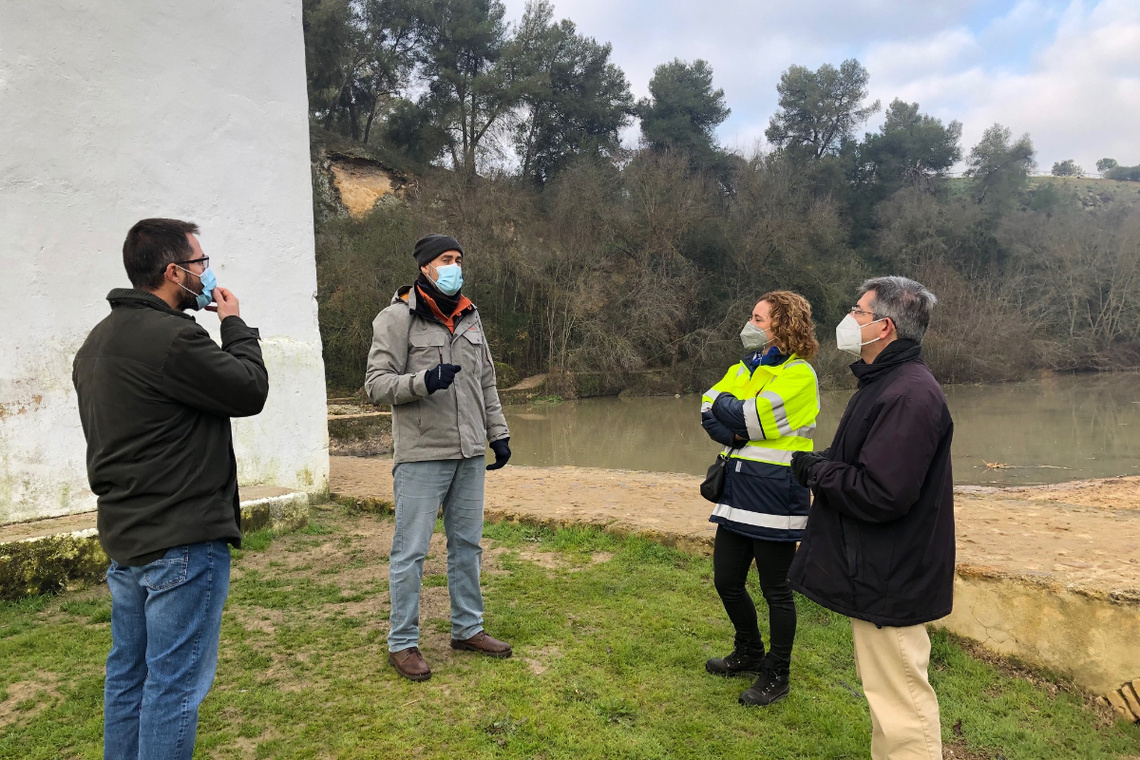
left=306, top=0, right=1140, bottom=393
left=1053, top=158, right=1140, bottom=181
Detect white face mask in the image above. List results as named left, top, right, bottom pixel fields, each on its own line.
left=740, top=321, right=772, bottom=352
left=835, top=313, right=887, bottom=356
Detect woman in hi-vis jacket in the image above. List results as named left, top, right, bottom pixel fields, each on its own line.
left=700, top=290, right=820, bottom=706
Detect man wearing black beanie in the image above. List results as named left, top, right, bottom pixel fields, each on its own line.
left=412, top=233, right=462, bottom=268
left=364, top=233, right=512, bottom=682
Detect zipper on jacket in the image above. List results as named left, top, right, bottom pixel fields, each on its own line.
left=840, top=514, right=859, bottom=578
left=449, top=329, right=465, bottom=456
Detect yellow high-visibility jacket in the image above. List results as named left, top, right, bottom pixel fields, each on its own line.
left=700, top=353, right=819, bottom=540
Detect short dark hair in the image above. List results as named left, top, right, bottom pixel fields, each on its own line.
left=858, top=276, right=937, bottom=343
left=122, top=218, right=200, bottom=290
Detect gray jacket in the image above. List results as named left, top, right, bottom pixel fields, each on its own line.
left=365, top=286, right=509, bottom=463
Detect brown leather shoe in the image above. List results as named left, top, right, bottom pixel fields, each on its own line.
left=389, top=646, right=431, bottom=681
left=450, top=631, right=512, bottom=658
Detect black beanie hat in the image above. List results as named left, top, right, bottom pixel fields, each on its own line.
left=413, top=233, right=463, bottom=267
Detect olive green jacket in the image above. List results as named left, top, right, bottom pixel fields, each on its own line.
left=73, top=289, right=268, bottom=565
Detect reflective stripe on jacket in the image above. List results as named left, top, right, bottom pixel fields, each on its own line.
left=700, top=355, right=819, bottom=541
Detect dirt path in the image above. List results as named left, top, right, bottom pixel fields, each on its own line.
left=331, top=457, right=1140, bottom=599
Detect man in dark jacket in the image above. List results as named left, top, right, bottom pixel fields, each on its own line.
left=73, top=218, right=268, bottom=760
left=789, top=276, right=953, bottom=760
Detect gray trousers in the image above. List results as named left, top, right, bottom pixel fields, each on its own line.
left=388, top=456, right=486, bottom=651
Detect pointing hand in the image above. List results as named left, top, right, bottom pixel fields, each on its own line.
left=425, top=363, right=462, bottom=394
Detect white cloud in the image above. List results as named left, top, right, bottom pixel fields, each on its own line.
left=864, top=28, right=980, bottom=83
left=979, top=0, right=1061, bottom=51
left=502, top=0, right=984, bottom=98
left=874, top=0, right=1140, bottom=170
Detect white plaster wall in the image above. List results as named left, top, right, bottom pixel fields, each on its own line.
left=0, top=1, right=329, bottom=524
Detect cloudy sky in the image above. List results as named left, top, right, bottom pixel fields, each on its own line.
left=501, top=0, right=1139, bottom=172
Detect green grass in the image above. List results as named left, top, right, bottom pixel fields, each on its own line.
left=1, top=513, right=1137, bottom=759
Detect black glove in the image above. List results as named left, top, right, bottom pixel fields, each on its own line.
left=486, top=438, right=511, bottom=470
left=424, top=363, right=461, bottom=394
left=791, top=450, right=827, bottom=487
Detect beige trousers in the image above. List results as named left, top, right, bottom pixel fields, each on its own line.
left=851, top=618, right=943, bottom=760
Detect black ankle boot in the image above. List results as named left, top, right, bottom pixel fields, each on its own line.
left=705, top=645, right=765, bottom=677
left=738, top=658, right=790, bottom=706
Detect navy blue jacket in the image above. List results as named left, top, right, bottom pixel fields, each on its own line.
left=788, top=341, right=955, bottom=626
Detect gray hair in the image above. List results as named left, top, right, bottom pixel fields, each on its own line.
left=858, top=276, right=937, bottom=343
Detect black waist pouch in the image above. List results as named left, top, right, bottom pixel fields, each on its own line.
left=700, top=453, right=730, bottom=503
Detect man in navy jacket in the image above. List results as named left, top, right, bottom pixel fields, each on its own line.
left=789, top=276, right=954, bottom=760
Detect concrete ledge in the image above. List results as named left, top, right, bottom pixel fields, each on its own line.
left=937, top=570, right=1140, bottom=698
left=239, top=487, right=311, bottom=534
left=0, top=487, right=312, bottom=601
left=0, top=528, right=106, bottom=599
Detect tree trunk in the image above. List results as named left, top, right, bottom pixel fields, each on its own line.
left=348, top=93, right=359, bottom=141
left=363, top=102, right=377, bottom=144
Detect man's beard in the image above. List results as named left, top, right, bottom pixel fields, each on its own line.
left=178, top=273, right=202, bottom=310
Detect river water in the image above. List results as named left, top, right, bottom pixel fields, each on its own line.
left=502, top=372, right=1140, bottom=486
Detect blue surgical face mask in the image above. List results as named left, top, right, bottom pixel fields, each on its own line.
left=176, top=265, right=216, bottom=310
left=433, top=263, right=463, bottom=296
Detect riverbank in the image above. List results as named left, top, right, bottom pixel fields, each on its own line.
left=331, top=456, right=1140, bottom=706
left=7, top=507, right=1139, bottom=758
left=331, top=457, right=1140, bottom=592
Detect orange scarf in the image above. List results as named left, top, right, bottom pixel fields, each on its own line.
left=414, top=283, right=472, bottom=334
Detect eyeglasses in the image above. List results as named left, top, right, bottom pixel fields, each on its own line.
left=174, top=256, right=209, bottom=269
left=850, top=306, right=884, bottom=320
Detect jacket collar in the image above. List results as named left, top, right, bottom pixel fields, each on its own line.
left=106, top=288, right=195, bottom=320
left=850, top=339, right=922, bottom=387
left=743, top=345, right=790, bottom=373
left=394, top=286, right=477, bottom=315
left=393, top=284, right=415, bottom=307
left=739, top=352, right=799, bottom=378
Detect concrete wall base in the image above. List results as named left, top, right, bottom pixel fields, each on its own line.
left=0, top=528, right=105, bottom=599
left=0, top=490, right=313, bottom=601
left=937, top=571, right=1140, bottom=710
left=239, top=488, right=312, bottom=534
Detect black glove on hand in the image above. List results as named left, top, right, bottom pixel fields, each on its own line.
left=791, top=450, right=827, bottom=487
left=486, top=438, right=511, bottom=470
left=424, top=363, right=462, bottom=394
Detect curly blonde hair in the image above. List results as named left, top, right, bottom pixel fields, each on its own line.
left=759, top=290, right=819, bottom=360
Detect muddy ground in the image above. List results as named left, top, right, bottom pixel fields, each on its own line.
left=331, top=457, right=1140, bottom=598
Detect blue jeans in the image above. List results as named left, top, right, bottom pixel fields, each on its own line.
left=103, top=540, right=230, bottom=760
left=389, top=456, right=485, bottom=652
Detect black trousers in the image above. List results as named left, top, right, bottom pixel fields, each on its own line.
left=712, top=525, right=798, bottom=669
